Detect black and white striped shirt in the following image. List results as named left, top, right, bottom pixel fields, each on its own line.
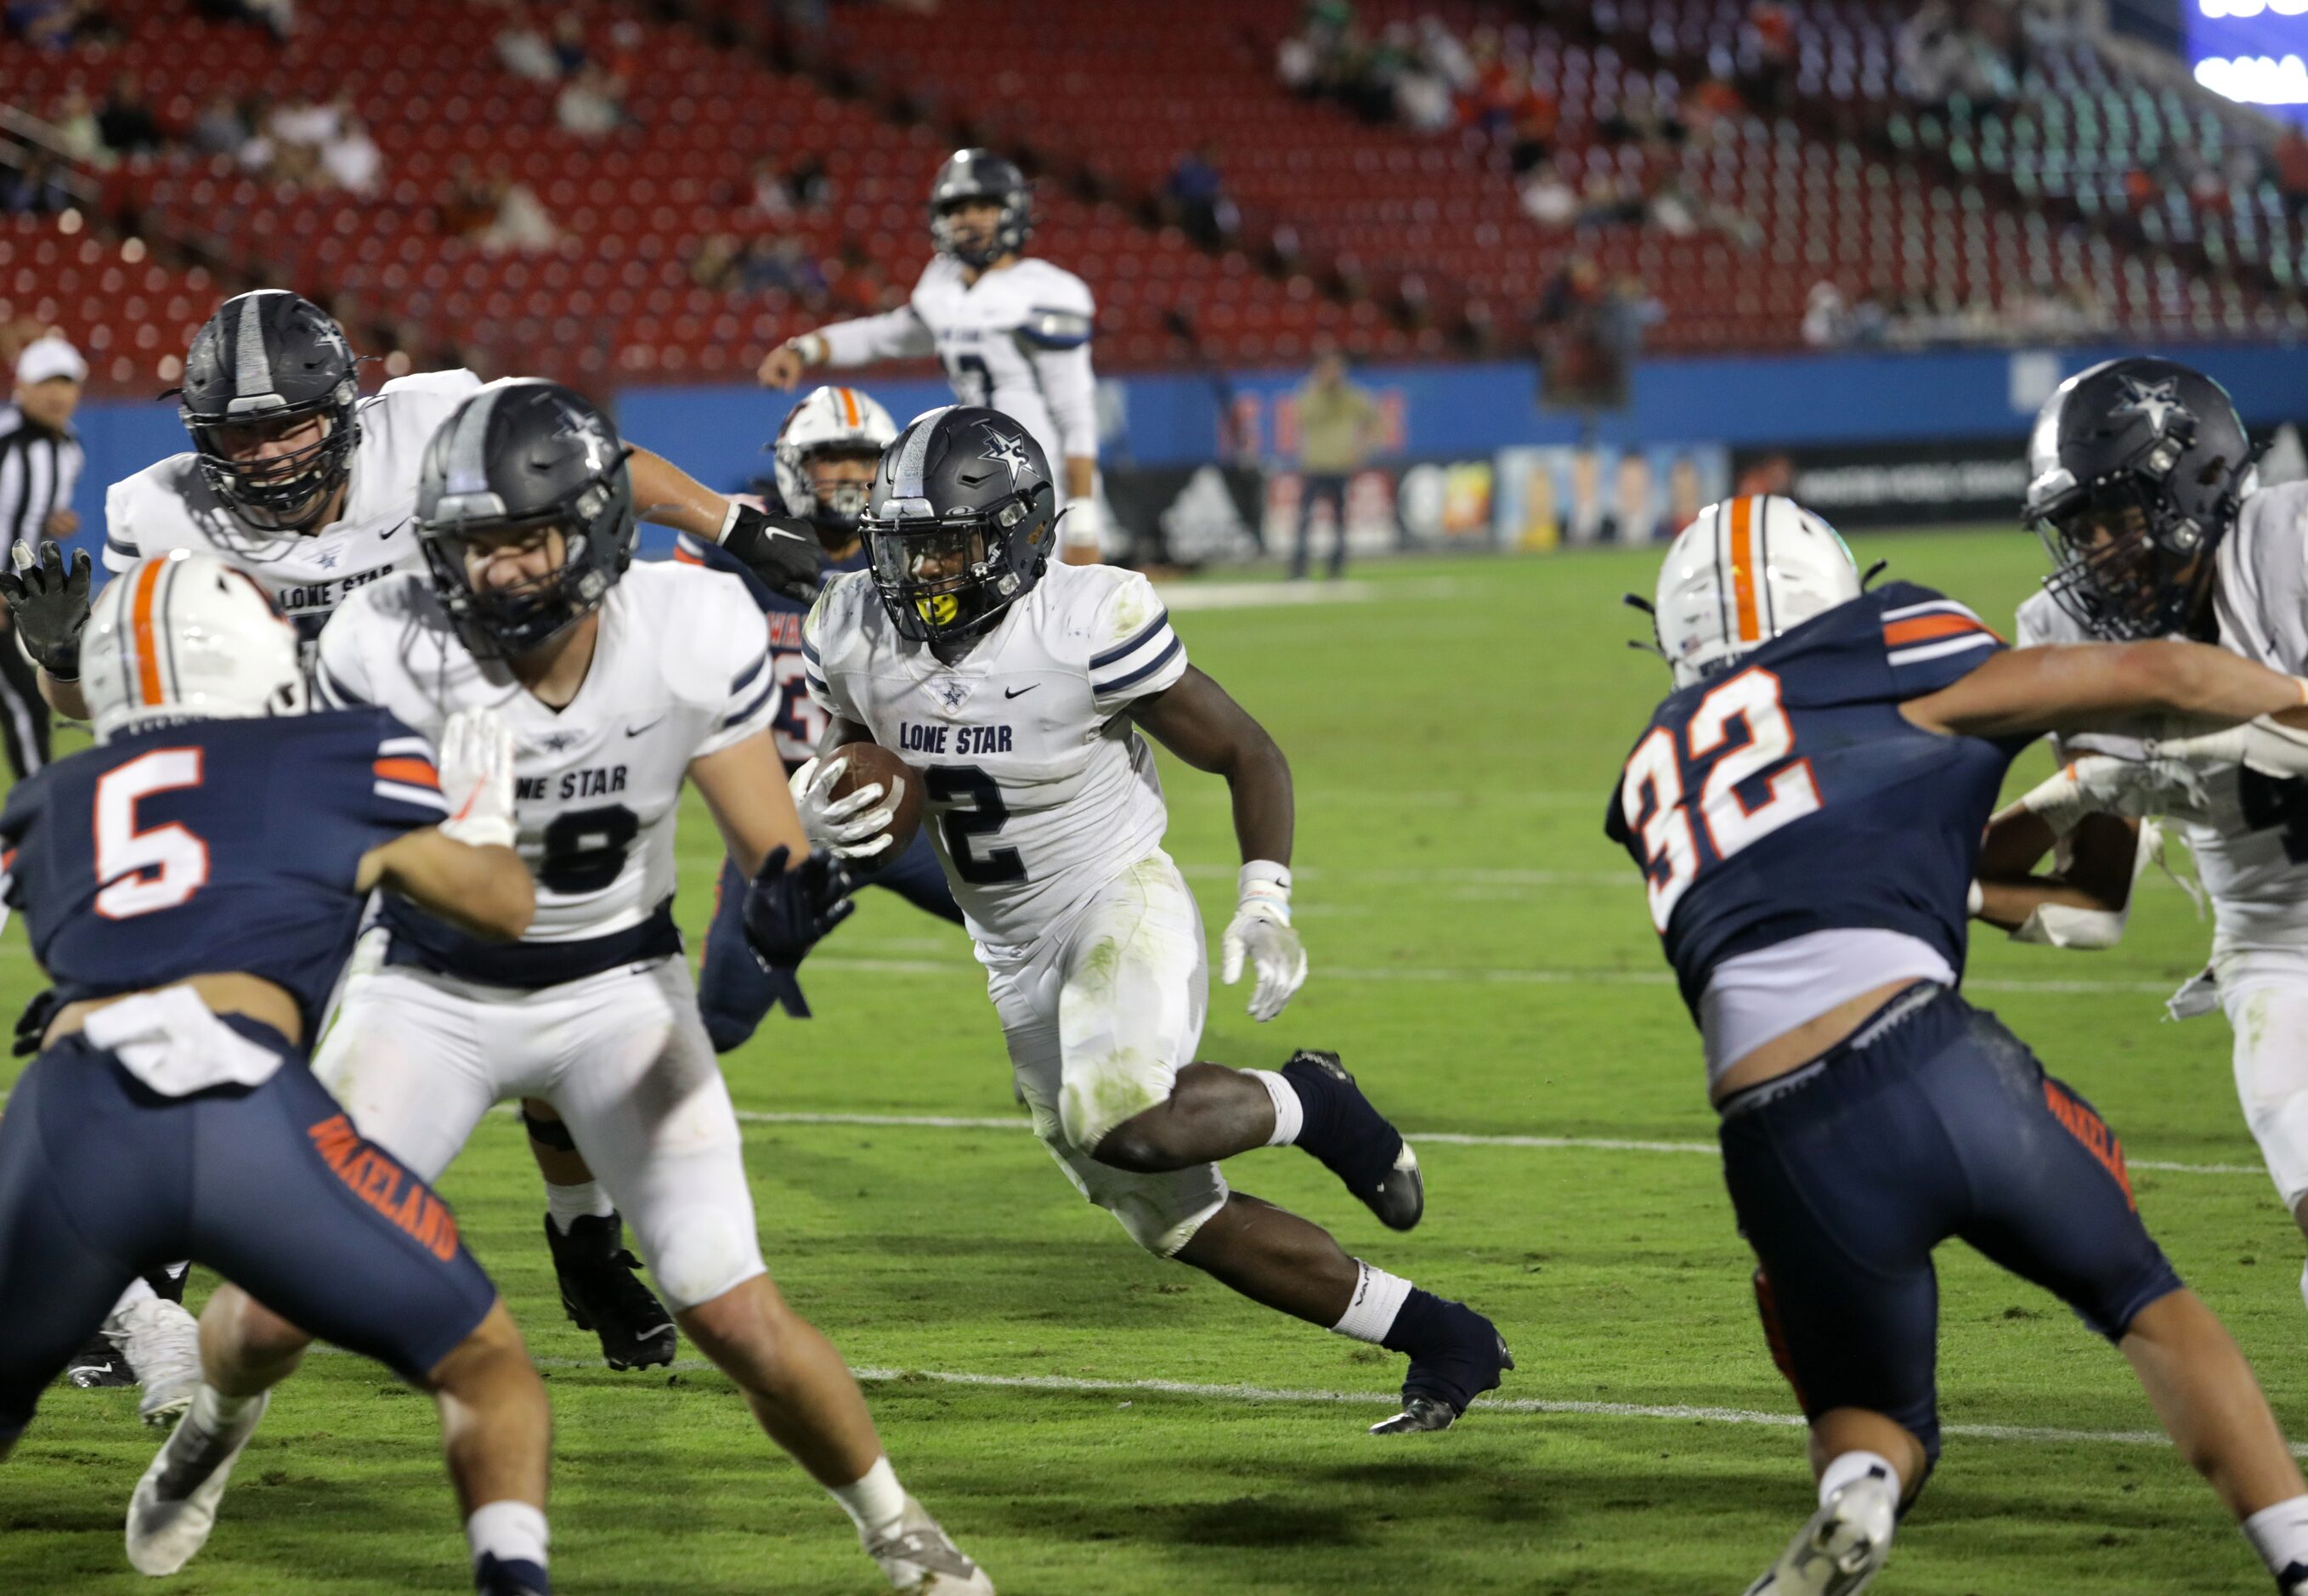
left=0, top=404, right=83, bottom=555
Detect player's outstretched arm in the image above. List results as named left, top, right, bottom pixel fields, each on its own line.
left=758, top=310, right=935, bottom=389
left=358, top=831, right=534, bottom=941
left=0, top=540, right=92, bottom=720
left=1900, top=640, right=2308, bottom=741
left=689, top=730, right=811, bottom=880
left=1133, top=665, right=1307, bottom=1020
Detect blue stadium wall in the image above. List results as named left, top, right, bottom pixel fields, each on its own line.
left=62, top=341, right=2308, bottom=549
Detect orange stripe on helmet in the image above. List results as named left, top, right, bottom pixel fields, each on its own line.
left=1728, top=495, right=1760, bottom=645
left=130, top=558, right=167, bottom=707
left=838, top=387, right=860, bottom=427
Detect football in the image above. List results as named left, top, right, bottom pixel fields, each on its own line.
left=826, top=741, right=925, bottom=858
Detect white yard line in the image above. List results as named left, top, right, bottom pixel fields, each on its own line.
left=727, top=1108, right=2266, bottom=1177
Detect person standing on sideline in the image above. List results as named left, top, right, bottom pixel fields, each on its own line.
left=0, top=335, right=84, bottom=777
left=1292, top=348, right=1380, bottom=580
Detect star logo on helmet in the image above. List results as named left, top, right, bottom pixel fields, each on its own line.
left=2114, top=376, right=2190, bottom=435
left=981, top=427, right=1033, bottom=488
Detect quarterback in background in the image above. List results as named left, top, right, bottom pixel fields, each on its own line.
left=676, top=384, right=963, bottom=1050
left=1614, top=495, right=2308, bottom=1595
left=800, top=406, right=1510, bottom=1434
left=1975, top=359, right=2308, bottom=1310
left=759, top=149, right=1105, bottom=563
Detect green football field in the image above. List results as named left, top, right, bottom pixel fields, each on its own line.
left=6, top=529, right=2305, bottom=1594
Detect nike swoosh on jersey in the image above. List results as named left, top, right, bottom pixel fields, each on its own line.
left=625, top=716, right=667, bottom=737
left=1004, top=685, right=1037, bottom=699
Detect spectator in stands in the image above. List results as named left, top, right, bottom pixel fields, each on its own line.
left=0, top=150, right=70, bottom=215
left=1802, top=280, right=1849, bottom=347
left=478, top=164, right=561, bottom=255
left=1291, top=347, right=1381, bottom=580
left=47, top=88, right=105, bottom=167
left=189, top=93, right=249, bottom=158
left=96, top=72, right=164, bottom=159
left=1163, top=146, right=1236, bottom=250
left=1518, top=156, right=1577, bottom=226
left=557, top=63, right=630, bottom=139
left=2277, top=122, right=2308, bottom=219
left=436, top=156, right=497, bottom=239
left=321, top=110, right=382, bottom=196
left=1739, top=2, right=1796, bottom=112
left=8, top=0, right=116, bottom=50
left=195, top=0, right=291, bottom=41
left=495, top=3, right=560, bottom=82
left=550, top=8, right=589, bottom=76
left=1534, top=258, right=1655, bottom=423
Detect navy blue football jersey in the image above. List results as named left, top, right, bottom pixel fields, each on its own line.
left=1605, top=582, right=2017, bottom=1016
left=675, top=530, right=865, bottom=771
left=0, top=710, right=447, bottom=1034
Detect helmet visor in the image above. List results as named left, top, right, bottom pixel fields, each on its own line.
left=867, top=521, right=1003, bottom=635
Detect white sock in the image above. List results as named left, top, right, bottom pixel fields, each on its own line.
left=188, top=1384, right=260, bottom=1435
left=1818, top=1448, right=1899, bottom=1508
left=111, top=1276, right=158, bottom=1314
left=2244, top=1495, right=2308, bottom=1583
left=1329, top=1262, right=1413, bottom=1344
left=545, top=1180, right=614, bottom=1235
left=828, top=1455, right=907, bottom=1541
left=1249, top=1070, right=1304, bottom=1147
left=467, top=1499, right=550, bottom=1572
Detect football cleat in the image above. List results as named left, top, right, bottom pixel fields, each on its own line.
left=1371, top=1305, right=1513, bottom=1436
left=475, top=1552, right=554, bottom=1594
left=1743, top=1471, right=1898, bottom=1596
left=66, top=1337, right=136, bottom=1389
left=543, top=1212, right=677, bottom=1371
left=863, top=1494, right=996, bottom=1593
left=1281, top=1050, right=1424, bottom=1231
left=108, top=1297, right=204, bottom=1427
left=126, top=1389, right=269, bottom=1576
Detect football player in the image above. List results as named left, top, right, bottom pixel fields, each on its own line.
left=252, top=380, right=987, bottom=1593
left=1972, top=359, right=2308, bottom=1311
left=0, top=552, right=557, bottom=1596
left=758, top=149, right=1105, bottom=564
left=799, top=406, right=1510, bottom=1435
left=1, top=288, right=827, bottom=1389
left=1613, top=495, right=2308, bottom=1594
left=674, top=383, right=964, bottom=1050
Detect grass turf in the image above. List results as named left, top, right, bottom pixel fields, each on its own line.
left=4, top=529, right=2304, bottom=1593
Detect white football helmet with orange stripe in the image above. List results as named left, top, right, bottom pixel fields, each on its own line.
left=1652, top=495, right=1861, bottom=688
left=82, top=551, right=306, bottom=743
left=773, top=385, right=898, bottom=541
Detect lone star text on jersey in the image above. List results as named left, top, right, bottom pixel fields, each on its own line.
left=517, top=764, right=631, bottom=801
left=898, top=721, right=1015, bottom=756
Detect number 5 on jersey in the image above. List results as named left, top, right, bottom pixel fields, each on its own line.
left=1619, top=668, right=1821, bottom=931
left=94, top=749, right=209, bottom=919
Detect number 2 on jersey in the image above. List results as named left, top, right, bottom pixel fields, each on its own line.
left=925, top=765, right=1026, bottom=885
left=93, top=749, right=209, bottom=919
left=1619, top=667, right=1821, bottom=931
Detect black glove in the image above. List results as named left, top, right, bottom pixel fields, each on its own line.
left=762, top=962, right=812, bottom=1020
left=742, top=844, right=856, bottom=970
left=0, top=540, right=92, bottom=679
left=721, top=505, right=824, bottom=605
left=14, top=988, right=59, bottom=1058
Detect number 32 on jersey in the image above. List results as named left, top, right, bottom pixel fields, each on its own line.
left=1619, top=668, right=1820, bottom=931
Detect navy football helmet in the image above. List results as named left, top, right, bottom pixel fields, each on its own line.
left=862, top=405, right=1055, bottom=654
left=2025, top=356, right=2255, bottom=640
left=415, top=380, right=636, bottom=657
left=178, top=290, right=361, bottom=533
left=929, top=149, right=1032, bottom=270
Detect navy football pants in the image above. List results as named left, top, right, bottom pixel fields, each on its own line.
left=698, top=828, right=963, bottom=1053
left=0, top=1024, right=499, bottom=1439
left=1718, top=983, right=2181, bottom=1466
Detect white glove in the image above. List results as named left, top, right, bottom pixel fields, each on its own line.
left=2149, top=714, right=2308, bottom=780
left=788, top=755, right=902, bottom=859
left=1220, top=861, right=1308, bottom=1022
left=2014, top=752, right=2216, bottom=835
left=1061, top=494, right=1103, bottom=555
left=438, top=708, right=517, bottom=851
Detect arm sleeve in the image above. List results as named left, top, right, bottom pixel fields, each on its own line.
left=817, top=307, right=936, bottom=366
left=800, top=583, right=861, bottom=722
left=101, top=478, right=139, bottom=574
left=366, top=716, right=450, bottom=829
left=694, top=591, right=781, bottom=758
left=312, top=609, right=377, bottom=710
left=1088, top=571, right=1186, bottom=716
left=1878, top=588, right=2005, bottom=697
left=1017, top=276, right=1099, bottom=460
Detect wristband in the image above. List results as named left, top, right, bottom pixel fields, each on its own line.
left=791, top=333, right=829, bottom=366
left=1238, top=861, right=1293, bottom=917
left=717, top=497, right=744, bottom=543
left=441, top=814, right=517, bottom=852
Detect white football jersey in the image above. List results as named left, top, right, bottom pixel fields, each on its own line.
left=803, top=562, right=1186, bottom=948
left=818, top=254, right=1097, bottom=487
left=103, top=368, right=483, bottom=634
left=2018, top=480, right=2308, bottom=947
left=314, top=562, right=778, bottom=979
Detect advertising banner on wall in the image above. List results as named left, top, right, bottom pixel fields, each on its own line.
left=1492, top=443, right=1731, bottom=552
left=1734, top=437, right=2031, bottom=528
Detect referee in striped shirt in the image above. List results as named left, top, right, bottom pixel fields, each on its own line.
left=0, top=335, right=86, bottom=778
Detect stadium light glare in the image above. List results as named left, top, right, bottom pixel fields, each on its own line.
left=2195, top=52, right=2308, bottom=102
